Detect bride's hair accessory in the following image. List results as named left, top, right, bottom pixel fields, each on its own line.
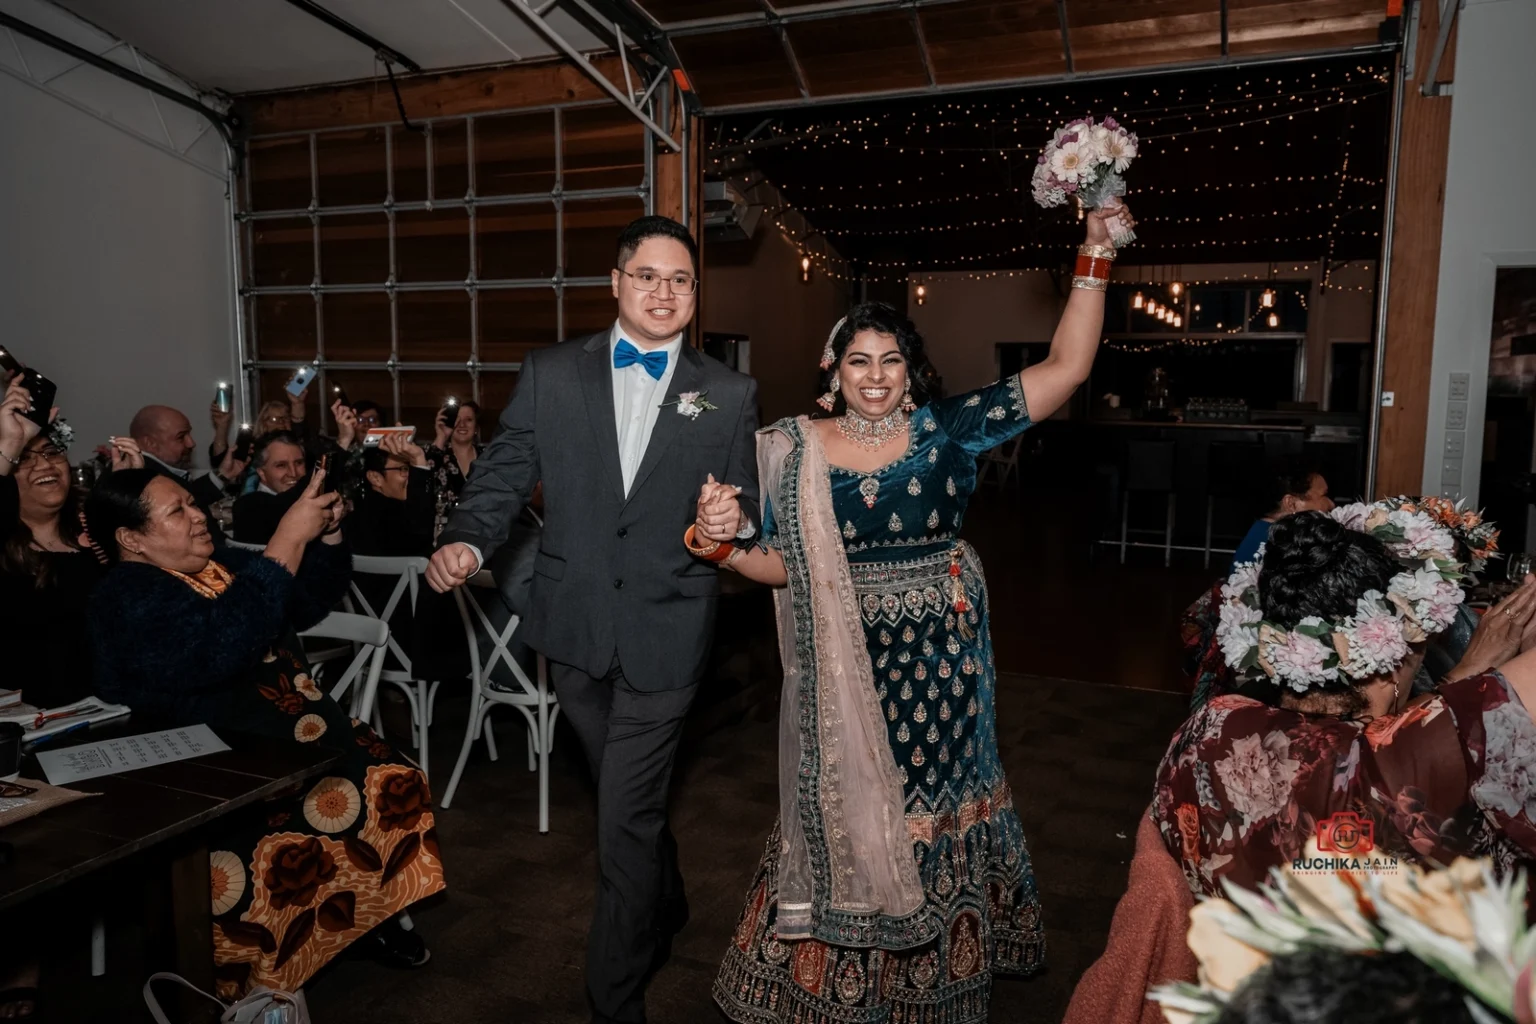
left=1214, top=499, right=1464, bottom=692
left=819, top=316, right=847, bottom=371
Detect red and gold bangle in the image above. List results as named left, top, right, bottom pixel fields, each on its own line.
left=1072, top=243, right=1115, bottom=291
left=685, top=524, right=735, bottom=563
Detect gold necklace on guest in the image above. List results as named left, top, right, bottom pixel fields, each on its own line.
left=835, top=409, right=907, bottom=450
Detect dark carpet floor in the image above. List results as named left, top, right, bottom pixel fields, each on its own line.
left=304, top=674, right=1188, bottom=1024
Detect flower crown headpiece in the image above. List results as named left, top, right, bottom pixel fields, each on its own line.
left=1214, top=499, right=1465, bottom=692
left=1384, top=494, right=1501, bottom=575
left=1150, top=851, right=1536, bottom=1024
left=819, top=316, right=848, bottom=371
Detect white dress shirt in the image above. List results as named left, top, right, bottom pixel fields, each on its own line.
left=461, top=322, right=683, bottom=573
left=609, top=322, right=683, bottom=497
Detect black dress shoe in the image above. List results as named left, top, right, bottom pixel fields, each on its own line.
left=355, top=918, right=431, bottom=969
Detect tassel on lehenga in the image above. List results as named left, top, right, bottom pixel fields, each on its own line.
left=950, top=547, right=975, bottom=641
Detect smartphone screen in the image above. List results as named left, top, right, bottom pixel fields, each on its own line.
left=214, top=382, right=232, bottom=414
left=362, top=426, right=416, bottom=447
left=232, top=424, right=255, bottom=462
left=285, top=365, right=317, bottom=397
left=331, top=382, right=350, bottom=408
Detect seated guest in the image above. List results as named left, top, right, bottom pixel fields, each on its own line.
left=426, top=400, right=483, bottom=506
left=0, top=382, right=142, bottom=709
left=85, top=466, right=443, bottom=998
left=231, top=431, right=308, bottom=544
left=351, top=434, right=436, bottom=557
left=352, top=400, right=382, bottom=432
left=131, top=404, right=243, bottom=544
left=1155, top=508, right=1536, bottom=897
left=1228, top=465, right=1332, bottom=570
left=352, top=434, right=466, bottom=697
left=256, top=383, right=309, bottom=439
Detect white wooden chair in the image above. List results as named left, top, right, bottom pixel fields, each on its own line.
left=347, top=555, right=442, bottom=777
left=299, top=612, right=389, bottom=722
left=976, top=436, right=1024, bottom=488
left=440, top=569, right=558, bottom=832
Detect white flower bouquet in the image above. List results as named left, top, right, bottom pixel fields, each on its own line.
left=1030, top=115, right=1139, bottom=247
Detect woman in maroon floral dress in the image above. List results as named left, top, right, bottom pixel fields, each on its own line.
left=1154, top=508, right=1536, bottom=896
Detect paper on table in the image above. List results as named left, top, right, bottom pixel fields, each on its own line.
left=35, top=724, right=231, bottom=785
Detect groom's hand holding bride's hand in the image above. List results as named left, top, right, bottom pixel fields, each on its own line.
left=696, top=473, right=743, bottom=544
left=427, top=542, right=479, bottom=593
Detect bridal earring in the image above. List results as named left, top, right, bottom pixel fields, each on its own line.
left=817, top=375, right=840, bottom=412
left=900, top=377, right=916, bottom=414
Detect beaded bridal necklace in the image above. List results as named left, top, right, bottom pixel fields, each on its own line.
left=836, top=409, right=907, bottom=451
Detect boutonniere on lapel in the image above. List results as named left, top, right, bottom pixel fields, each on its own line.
left=661, top=390, right=718, bottom=421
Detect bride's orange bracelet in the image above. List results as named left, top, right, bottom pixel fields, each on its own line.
left=685, top=524, right=736, bottom=563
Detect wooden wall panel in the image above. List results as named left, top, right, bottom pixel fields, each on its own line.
left=240, top=57, right=626, bottom=135
left=1375, top=1, right=1456, bottom=498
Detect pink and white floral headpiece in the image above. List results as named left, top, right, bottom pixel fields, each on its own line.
left=1215, top=500, right=1465, bottom=692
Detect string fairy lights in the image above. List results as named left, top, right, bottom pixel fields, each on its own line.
left=711, top=57, right=1392, bottom=291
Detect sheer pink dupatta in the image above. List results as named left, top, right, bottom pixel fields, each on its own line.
left=759, top=417, right=930, bottom=948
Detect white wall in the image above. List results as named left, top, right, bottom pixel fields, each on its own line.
left=1422, top=0, right=1536, bottom=502
left=703, top=223, right=850, bottom=426
left=0, top=0, right=235, bottom=468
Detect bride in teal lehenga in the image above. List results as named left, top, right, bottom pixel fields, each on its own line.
left=696, top=203, right=1133, bottom=1024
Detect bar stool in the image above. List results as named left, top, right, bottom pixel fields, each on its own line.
left=1204, top=442, right=1266, bottom=568
left=1122, top=440, right=1177, bottom=566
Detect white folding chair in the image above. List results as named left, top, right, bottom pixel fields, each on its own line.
left=440, top=569, right=559, bottom=832
left=348, top=555, right=442, bottom=777
left=299, top=612, right=389, bottom=722
left=977, top=436, right=1023, bottom=488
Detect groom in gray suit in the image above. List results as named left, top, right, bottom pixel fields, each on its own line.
left=427, top=216, right=761, bottom=1024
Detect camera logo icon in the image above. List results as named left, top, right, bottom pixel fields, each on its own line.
left=1315, top=810, right=1375, bottom=856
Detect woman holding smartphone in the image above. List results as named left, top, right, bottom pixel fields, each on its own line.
left=426, top=400, right=483, bottom=505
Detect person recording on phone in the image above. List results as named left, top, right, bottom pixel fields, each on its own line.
left=350, top=433, right=436, bottom=558
left=231, top=431, right=309, bottom=545
left=130, top=404, right=245, bottom=545
left=0, top=377, right=143, bottom=709
left=425, top=399, right=483, bottom=505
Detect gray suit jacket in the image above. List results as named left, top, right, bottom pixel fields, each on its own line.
left=439, top=331, right=761, bottom=691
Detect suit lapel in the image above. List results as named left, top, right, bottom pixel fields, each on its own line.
left=578, top=332, right=626, bottom=502
left=626, top=344, right=706, bottom=504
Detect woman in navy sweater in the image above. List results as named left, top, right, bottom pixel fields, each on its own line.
left=85, top=466, right=444, bottom=999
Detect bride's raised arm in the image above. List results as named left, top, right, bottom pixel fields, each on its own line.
left=1017, top=203, right=1135, bottom=423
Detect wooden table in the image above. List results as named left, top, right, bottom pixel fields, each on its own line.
left=0, top=717, right=340, bottom=1020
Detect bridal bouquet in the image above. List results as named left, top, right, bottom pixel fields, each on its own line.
left=1031, top=116, right=1138, bottom=247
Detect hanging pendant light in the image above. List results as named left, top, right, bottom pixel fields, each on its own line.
left=1260, top=288, right=1275, bottom=309
left=1267, top=311, right=1280, bottom=328
left=1133, top=291, right=1144, bottom=309
left=915, top=284, right=927, bottom=307
left=1156, top=307, right=1167, bottom=322
left=1173, top=314, right=1183, bottom=328
left=1170, top=281, right=1183, bottom=298
left=800, top=253, right=812, bottom=284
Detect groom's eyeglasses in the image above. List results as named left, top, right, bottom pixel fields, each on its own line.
left=617, top=269, right=697, bottom=295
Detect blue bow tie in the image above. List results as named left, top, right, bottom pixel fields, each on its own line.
left=613, top=339, right=668, bottom=381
